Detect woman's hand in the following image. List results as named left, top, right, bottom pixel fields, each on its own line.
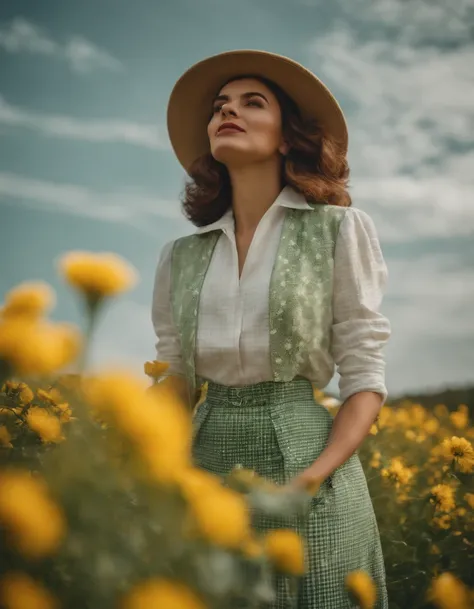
left=289, top=465, right=324, bottom=496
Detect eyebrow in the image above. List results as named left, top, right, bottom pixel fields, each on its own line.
left=212, top=91, right=269, bottom=105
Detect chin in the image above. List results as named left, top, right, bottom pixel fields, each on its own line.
left=211, top=144, right=266, bottom=167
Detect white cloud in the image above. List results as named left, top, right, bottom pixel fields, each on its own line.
left=0, top=172, right=185, bottom=233
left=0, top=95, right=168, bottom=149
left=305, top=4, right=474, bottom=242
left=0, top=17, right=122, bottom=73
left=382, top=253, right=474, bottom=395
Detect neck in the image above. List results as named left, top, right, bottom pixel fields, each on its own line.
left=228, top=160, right=283, bottom=233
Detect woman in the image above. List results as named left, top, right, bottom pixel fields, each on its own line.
left=152, top=50, right=390, bottom=608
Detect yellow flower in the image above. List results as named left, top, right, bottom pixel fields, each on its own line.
left=0, top=318, right=81, bottom=376
left=441, top=436, right=474, bottom=473
left=369, top=450, right=381, bottom=469
left=0, top=425, right=13, bottom=448
left=369, top=423, right=378, bottom=435
left=59, top=251, right=137, bottom=299
left=3, top=382, right=34, bottom=405
left=465, top=493, right=474, bottom=510
left=376, top=407, right=391, bottom=429
left=193, top=381, right=208, bottom=414
left=429, top=484, right=456, bottom=513
left=381, top=457, right=414, bottom=488
left=37, top=388, right=62, bottom=405
left=405, top=430, right=416, bottom=441
left=86, top=371, right=192, bottom=482
left=122, top=578, right=206, bottom=609
left=26, top=407, right=63, bottom=443
left=178, top=467, right=222, bottom=501
left=0, top=572, right=58, bottom=609
left=188, top=484, right=250, bottom=550
left=54, top=402, right=73, bottom=423
left=263, top=529, right=305, bottom=576
left=0, top=471, right=65, bottom=558
left=2, top=282, right=55, bottom=320
left=313, top=387, right=325, bottom=403
left=143, top=360, right=169, bottom=380
left=242, top=536, right=264, bottom=559
left=432, top=514, right=451, bottom=530
left=424, top=418, right=440, bottom=435
left=450, top=405, right=469, bottom=430
left=428, top=572, right=471, bottom=609
left=345, top=570, right=376, bottom=609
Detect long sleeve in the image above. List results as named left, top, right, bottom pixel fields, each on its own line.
left=331, top=208, right=391, bottom=403
left=151, top=241, right=185, bottom=376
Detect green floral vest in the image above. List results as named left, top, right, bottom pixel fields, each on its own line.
left=170, top=205, right=347, bottom=406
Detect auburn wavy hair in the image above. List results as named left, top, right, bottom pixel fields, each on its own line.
left=182, top=75, right=351, bottom=227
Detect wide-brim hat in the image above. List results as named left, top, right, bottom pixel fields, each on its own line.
left=167, top=49, right=348, bottom=173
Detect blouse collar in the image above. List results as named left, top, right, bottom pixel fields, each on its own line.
left=195, top=186, right=313, bottom=235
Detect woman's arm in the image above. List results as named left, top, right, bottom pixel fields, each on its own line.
left=151, top=241, right=190, bottom=407
left=293, top=208, right=391, bottom=488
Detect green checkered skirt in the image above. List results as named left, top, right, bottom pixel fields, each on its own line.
left=192, top=378, right=388, bottom=609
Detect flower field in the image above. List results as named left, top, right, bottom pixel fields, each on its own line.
left=0, top=251, right=473, bottom=609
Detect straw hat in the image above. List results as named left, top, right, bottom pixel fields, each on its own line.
left=167, top=49, right=348, bottom=173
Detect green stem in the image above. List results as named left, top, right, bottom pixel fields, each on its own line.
left=78, top=297, right=103, bottom=374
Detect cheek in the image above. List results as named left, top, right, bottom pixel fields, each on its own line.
left=251, top=115, right=282, bottom=149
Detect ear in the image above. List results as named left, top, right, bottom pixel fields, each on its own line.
left=279, top=140, right=289, bottom=156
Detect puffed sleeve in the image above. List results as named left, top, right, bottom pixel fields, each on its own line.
left=151, top=241, right=185, bottom=376
left=331, top=208, right=391, bottom=404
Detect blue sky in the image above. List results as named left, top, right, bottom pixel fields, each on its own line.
left=1, top=0, right=473, bottom=398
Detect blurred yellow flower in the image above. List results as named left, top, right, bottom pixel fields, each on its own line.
left=0, top=470, right=65, bottom=558
left=193, top=381, right=208, bottom=414
left=59, top=251, right=137, bottom=300
left=54, top=402, right=73, bottom=423
left=345, top=570, right=376, bottom=609
left=424, top=418, right=440, bottom=435
left=376, top=407, right=391, bottom=429
left=86, top=371, right=192, bottom=482
left=450, top=405, right=469, bottom=431
left=37, top=388, right=62, bottom=405
left=26, top=407, right=63, bottom=443
left=122, top=578, right=206, bottom=609
left=369, top=423, right=378, bottom=435
left=263, top=529, right=305, bottom=576
left=188, top=485, right=250, bottom=550
left=441, top=436, right=474, bottom=474
left=0, top=318, right=81, bottom=376
left=369, top=450, right=381, bottom=469
left=0, top=425, right=13, bottom=448
left=0, top=572, right=58, bottom=609
left=242, top=536, right=264, bottom=559
left=432, top=514, right=451, bottom=530
left=381, top=457, right=414, bottom=488
left=464, top=493, right=474, bottom=510
left=177, top=467, right=222, bottom=501
left=2, top=282, right=55, bottom=320
left=428, top=572, right=471, bottom=609
left=3, top=382, right=34, bottom=405
left=143, top=360, right=169, bottom=380
left=429, top=484, right=456, bottom=513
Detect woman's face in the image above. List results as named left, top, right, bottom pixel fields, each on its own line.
left=207, top=77, right=287, bottom=167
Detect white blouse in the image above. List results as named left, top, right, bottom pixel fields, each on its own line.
left=152, top=187, right=391, bottom=403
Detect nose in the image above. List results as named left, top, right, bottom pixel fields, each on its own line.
left=220, top=102, right=238, bottom=118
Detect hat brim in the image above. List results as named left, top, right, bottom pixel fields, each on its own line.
left=167, top=50, right=348, bottom=173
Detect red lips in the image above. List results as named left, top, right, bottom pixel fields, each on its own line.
left=217, top=122, right=245, bottom=133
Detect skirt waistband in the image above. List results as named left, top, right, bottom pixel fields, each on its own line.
left=202, top=377, right=315, bottom=406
